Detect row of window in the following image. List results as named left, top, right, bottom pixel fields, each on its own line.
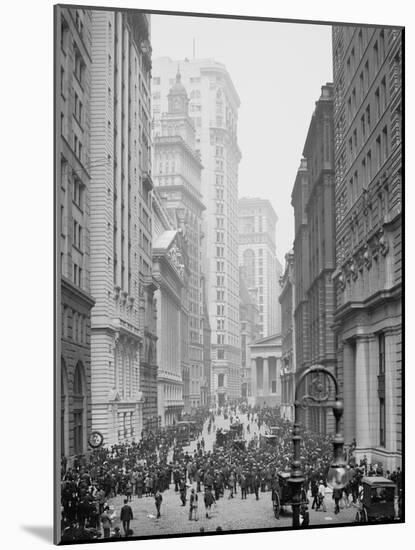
left=344, top=29, right=386, bottom=91
left=62, top=306, right=88, bottom=344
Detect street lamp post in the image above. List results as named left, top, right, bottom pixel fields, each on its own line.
left=288, top=365, right=346, bottom=527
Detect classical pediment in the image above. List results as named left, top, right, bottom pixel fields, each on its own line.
left=108, top=388, right=121, bottom=402
left=250, top=333, right=282, bottom=348
left=153, top=230, right=187, bottom=281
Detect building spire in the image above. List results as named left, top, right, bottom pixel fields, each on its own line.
left=176, top=63, right=181, bottom=83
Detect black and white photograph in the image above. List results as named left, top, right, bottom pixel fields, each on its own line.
left=53, top=2, right=404, bottom=545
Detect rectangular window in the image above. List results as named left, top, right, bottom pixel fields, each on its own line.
left=361, top=115, right=366, bottom=142
left=367, top=150, right=372, bottom=182
left=382, top=126, right=389, bottom=163
left=376, top=135, right=381, bottom=169
left=375, top=88, right=380, bottom=120
left=378, top=333, right=386, bottom=447
left=364, top=61, right=369, bottom=92
left=60, top=67, right=65, bottom=97
left=74, top=48, right=84, bottom=86
left=373, top=41, right=379, bottom=72
left=379, top=30, right=385, bottom=62
left=366, top=104, right=371, bottom=130
left=381, top=77, right=387, bottom=112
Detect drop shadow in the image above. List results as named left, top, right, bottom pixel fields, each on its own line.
left=21, top=525, right=54, bottom=543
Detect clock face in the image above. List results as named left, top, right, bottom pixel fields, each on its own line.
left=88, top=431, right=104, bottom=448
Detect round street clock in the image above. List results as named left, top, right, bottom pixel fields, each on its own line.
left=88, top=431, right=104, bottom=449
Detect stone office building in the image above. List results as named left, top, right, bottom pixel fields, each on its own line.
left=332, top=26, right=402, bottom=470
left=88, top=10, right=155, bottom=444
left=152, top=191, right=188, bottom=426
left=291, top=158, right=311, bottom=410
left=153, top=69, right=205, bottom=412
left=57, top=6, right=95, bottom=460
left=238, top=197, right=280, bottom=339
left=279, top=250, right=295, bottom=422
left=302, top=83, right=337, bottom=435
left=152, top=57, right=242, bottom=406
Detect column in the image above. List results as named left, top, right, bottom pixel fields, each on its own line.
left=263, top=357, right=269, bottom=398
left=342, top=341, right=356, bottom=445
left=355, top=336, right=371, bottom=451
left=251, top=358, right=257, bottom=400
left=385, top=329, right=399, bottom=456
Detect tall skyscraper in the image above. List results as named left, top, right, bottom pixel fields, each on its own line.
left=153, top=69, right=205, bottom=411
left=57, top=6, right=95, bottom=460
left=88, top=10, right=156, bottom=444
left=152, top=57, right=242, bottom=406
left=238, top=197, right=279, bottom=339
left=332, top=26, right=402, bottom=470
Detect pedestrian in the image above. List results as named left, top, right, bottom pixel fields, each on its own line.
left=179, top=478, right=187, bottom=506
left=317, top=480, right=327, bottom=512
left=333, top=488, right=342, bottom=514
left=189, top=488, right=199, bottom=521
left=311, top=478, right=319, bottom=509
left=155, top=490, right=163, bottom=518
left=120, top=498, right=134, bottom=536
left=204, top=487, right=215, bottom=518
left=100, top=506, right=112, bottom=539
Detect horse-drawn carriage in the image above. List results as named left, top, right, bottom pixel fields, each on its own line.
left=271, top=472, right=307, bottom=519
left=260, top=434, right=278, bottom=448
left=354, top=476, right=397, bottom=523
left=229, top=422, right=243, bottom=437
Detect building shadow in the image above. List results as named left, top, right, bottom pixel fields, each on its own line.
left=21, top=525, right=53, bottom=543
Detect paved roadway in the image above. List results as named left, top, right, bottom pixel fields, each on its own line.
left=107, top=412, right=356, bottom=537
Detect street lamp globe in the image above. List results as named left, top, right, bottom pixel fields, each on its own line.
left=327, top=463, right=348, bottom=490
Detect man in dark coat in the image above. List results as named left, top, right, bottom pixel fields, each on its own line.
left=120, top=499, right=134, bottom=536
left=155, top=490, right=163, bottom=518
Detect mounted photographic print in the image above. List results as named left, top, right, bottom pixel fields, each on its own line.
left=54, top=3, right=404, bottom=544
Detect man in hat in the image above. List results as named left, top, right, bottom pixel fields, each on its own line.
left=155, top=489, right=163, bottom=518
left=120, top=498, right=134, bottom=536
left=100, top=506, right=112, bottom=539
left=189, top=488, right=199, bottom=520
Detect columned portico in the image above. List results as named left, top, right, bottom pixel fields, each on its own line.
left=249, top=334, right=282, bottom=407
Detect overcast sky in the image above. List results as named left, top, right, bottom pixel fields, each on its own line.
left=151, top=14, right=333, bottom=262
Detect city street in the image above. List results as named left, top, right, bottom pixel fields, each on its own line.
left=107, top=413, right=356, bottom=537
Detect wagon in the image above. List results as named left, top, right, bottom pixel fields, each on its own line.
left=260, top=434, right=278, bottom=448
left=272, top=472, right=307, bottom=519
left=355, top=476, right=397, bottom=523
left=229, top=422, right=243, bottom=437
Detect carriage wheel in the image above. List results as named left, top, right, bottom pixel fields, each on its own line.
left=273, top=493, right=281, bottom=519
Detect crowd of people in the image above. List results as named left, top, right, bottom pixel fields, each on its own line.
left=60, top=403, right=401, bottom=542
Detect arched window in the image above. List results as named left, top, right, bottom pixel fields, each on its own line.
left=73, top=361, right=86, bottom=455
left=61, top=358, right=69, bottom=457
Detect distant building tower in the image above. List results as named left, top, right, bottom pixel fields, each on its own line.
left=153, top=57, right=242, bottom=406
left=238, top=197, right=279, bottom=339
left=239, top=269, right=261, bottom=399
left=153, top=68, right=205, bottom=412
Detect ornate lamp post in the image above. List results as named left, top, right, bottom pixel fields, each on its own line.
left=288, top=365, right=346, bottom=527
